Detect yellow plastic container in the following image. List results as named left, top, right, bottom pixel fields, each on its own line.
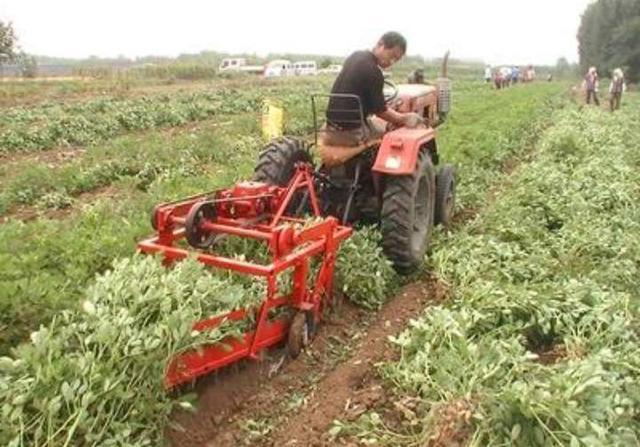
left=261, top=100, right=284, bottom=141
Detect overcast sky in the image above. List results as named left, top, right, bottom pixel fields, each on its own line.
left=1, top=0, right=594, bottom=65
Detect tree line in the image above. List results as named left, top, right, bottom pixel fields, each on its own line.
left=578, top=0, right=640, bottom=82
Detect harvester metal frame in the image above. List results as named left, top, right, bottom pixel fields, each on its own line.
left=138, top=165, right=351, bottom=388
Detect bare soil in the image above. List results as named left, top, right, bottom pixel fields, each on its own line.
left=0, top=146, right=86, bottom=168
left=0, top=184, right=119, bottom=224
left=535, top=343, right=569, bottom=365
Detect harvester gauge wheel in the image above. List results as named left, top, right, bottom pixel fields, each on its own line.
left=150, top=206, right=160, bottom=231
left=288, top=311, right=310, bottom=359
left=434, top=164, right=456, bottom=228
left=185, top=201, right=217, bottom=249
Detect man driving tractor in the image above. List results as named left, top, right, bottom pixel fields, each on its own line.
left=320, top=31, right=425, bottom=166
left=254, top=36, right=454, bottom=273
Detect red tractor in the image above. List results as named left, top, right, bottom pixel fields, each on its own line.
left=254, top=60, right=455, bottom=273
left=138, top=59, right=455, bottom=386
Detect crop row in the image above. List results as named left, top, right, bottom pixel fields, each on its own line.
left=0, top=81, right=327, bottom=215
left=0, top=79, right=330, bottom=154
left=336, top=100, right=640, bottom=444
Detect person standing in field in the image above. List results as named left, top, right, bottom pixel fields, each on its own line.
left=511, top=66, right=520, bottom=84
left=493, top=70, right=503, bottom=90
left=500, top=66, right=512, bottom=88
left=608, top=68, right=626, bottom=111
left=584, top=66, right=599, bottom=106
left=524, top=65, right=536, bottom=82
left=484, top=64, right=492, bottom=83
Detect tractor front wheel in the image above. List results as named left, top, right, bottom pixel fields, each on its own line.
left=434, top=164, right=456, bottom=228
left=380, top=149, right=435, bottom=273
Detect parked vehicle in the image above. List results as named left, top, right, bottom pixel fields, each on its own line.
left=293, top=61, right=317, bottom=76
left=264, top=60, right=295, bottom=77
left=218, top=58, right=264, bottom=74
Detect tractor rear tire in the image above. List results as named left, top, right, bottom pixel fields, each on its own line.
left=253, top=137, right=312, bottom=186
left=380, top=149, right=435, bottom=274
left=434, top=164, right=456, bottom=228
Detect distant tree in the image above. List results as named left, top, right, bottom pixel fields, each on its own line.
left=17, top=52, right=38, bottom=78
left=0, top=20, right=18, bottom=65
left=554, top=57, right=572, bottom=78
left=319, top=57, right=333, bottom=69
left=578, top=0, right=640, bottom=82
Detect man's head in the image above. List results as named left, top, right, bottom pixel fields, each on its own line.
left=373, top=31, right=407, bottom=69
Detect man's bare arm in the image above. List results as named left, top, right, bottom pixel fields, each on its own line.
left=376, top=109, right=425, bottom=128
left=376, top=108, right=405, bottom=126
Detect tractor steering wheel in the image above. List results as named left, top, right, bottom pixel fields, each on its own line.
left=383, top=79, right=399, bottom=104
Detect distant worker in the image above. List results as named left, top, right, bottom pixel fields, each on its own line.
left=583, top=66, right=599, bottom=106
left=500, top=66, right=512, bottom=88
left=608, top=68, right=626, bottom=111
left=524, top=65, right=536, bottom=82
left=407, top=68, right=425, bottom=84
left=323, top=31, right=424, bottom=151
left=484, top=64, right=492, bottom=83
left=493, top=70, right=503, bottom=90
left=511, top=66, right=520, bottom=84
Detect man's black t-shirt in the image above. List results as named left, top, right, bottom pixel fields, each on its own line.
left=326, top=51, right=386, bottom=129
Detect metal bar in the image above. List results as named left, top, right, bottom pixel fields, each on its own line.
left=305, top=172, right=322, bottom=216
left=138, top=239, right=274, bottom=276
left=200, top=222, right=273, bottom=240
left=249, top=275, right=278, bottom=358
left=272, top=226, right=351, bottom=274
left=342, top=160, right=362, bottom=224
left=270, top=169, right=305, bottom=226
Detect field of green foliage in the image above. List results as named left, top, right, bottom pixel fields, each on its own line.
left=3, top=72, right=633, bottom=446
left=332, top=92, right=640, bottom=446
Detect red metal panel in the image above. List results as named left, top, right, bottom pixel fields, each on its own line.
left=165, top=318, right=289, bottom=388
left=372, top=127, right=436, bottom=175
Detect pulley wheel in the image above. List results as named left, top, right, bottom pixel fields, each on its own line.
left=185, top=201, right=217, bottom=249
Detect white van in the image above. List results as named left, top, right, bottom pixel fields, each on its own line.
left=219, top=58, right=246, bottom=71
left=264, top=60, right=295, bottom=78
left=293, top=61, right=317, bottom=76
left=218, top=58, right=264, bottom=74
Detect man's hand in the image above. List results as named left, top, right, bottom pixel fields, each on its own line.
left=376, top=109, right=425, bottom=129
left=402, top=112, right=425, bottom=128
